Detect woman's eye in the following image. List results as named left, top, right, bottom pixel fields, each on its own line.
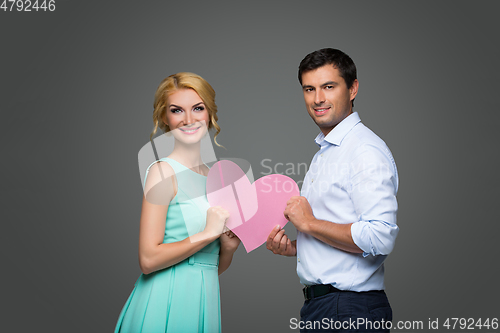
left=170, top=108, right=182, bottom=113
left=194, top=106, right=205, bottom=112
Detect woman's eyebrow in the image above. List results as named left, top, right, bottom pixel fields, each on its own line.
left=169, top=102, right=204, bottom=108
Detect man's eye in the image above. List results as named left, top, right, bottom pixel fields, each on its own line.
left=325, top=85, right=334, bottom=89
left=305, top=88, right=314, bottom=92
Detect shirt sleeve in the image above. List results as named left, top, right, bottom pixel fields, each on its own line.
left=348, top=143, right=399, bottom=257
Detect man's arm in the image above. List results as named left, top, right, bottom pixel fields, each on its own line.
left=347, top=143, right=399, bottom=256
left=283, top=196, right=363, bottom=253
left=270, top=143, right=398, bottom=257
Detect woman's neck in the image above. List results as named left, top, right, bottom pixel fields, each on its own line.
left=168, top=141, right=204, bottom=170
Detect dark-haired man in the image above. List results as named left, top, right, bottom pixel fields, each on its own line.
left=267, top=48, right=399, bottom=332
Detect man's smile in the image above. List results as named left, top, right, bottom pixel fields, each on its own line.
left=313, top=106, right=330, bottom=116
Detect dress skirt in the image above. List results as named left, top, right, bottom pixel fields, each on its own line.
left=115, top=252, right=220, bottom=333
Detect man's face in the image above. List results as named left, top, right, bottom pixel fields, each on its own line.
left=301, top=64, right=358, bottom=136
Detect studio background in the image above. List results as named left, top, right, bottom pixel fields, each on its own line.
left=2, top=1, right=499, bottom=332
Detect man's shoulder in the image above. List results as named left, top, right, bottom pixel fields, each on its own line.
left=346, top=122, right=389, bottom=149
left=344, top=122, right=395, bottom=164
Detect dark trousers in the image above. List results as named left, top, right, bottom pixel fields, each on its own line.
left=299, top=290, right=392, bottom=332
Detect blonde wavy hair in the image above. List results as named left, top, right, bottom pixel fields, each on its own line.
left=150, top=72, right=222, bottom=146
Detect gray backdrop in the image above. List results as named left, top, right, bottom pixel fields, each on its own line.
left=2, top=1, right=499, bottom=332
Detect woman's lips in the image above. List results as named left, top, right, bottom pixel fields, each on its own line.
left=179, top=126, right=201, bottom=135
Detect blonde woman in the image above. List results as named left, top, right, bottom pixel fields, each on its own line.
left=115, top=72, right=240, bottom=333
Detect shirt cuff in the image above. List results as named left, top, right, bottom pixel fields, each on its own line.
left=351, top=220, right=399, bottom=257
left=351, top=222, right=370, bottom=257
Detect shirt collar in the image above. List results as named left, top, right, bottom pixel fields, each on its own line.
left=314, top=112, right=362, bottom=147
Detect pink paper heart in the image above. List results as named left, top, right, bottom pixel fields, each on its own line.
left=206, top=160, right=300, bottom=252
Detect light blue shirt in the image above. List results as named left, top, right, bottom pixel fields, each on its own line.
left=297, top=112, right=399, bottom=291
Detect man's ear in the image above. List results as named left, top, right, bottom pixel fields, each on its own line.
left=350, top=79, right=359, bottom=101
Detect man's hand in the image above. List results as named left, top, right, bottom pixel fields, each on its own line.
left=266, top=225, right=297, bottom=256
left=284, top=196, right=316, bottom=233
left=284, top=196, right=363, bottom=254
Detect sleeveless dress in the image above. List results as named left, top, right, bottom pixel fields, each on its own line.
left=115, top=158, right=221, bottom=333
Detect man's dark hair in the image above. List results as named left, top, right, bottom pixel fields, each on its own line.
left=298, top=48, right=357, bottom=107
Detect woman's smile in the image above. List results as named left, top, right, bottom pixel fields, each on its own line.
left=179, top=125, right=202, bottom=134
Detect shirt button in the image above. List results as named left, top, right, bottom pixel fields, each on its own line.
left=320, top=153, right=324, bottom=157
left=311, top=179, right=314, bottom=183
left=298, top=258, right=301, bottom=262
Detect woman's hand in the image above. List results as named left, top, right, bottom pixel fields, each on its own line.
left=220, top=230, right=240, bottom=254
left=204, top=206, right=230, bottom=239
left=218, top=230, right=240, bottom=275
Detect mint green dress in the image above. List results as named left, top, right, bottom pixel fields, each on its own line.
left=115, top=158, right=221, bottom=333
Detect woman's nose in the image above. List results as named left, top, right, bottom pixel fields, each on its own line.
left=183, top=111, right=193, bottom=125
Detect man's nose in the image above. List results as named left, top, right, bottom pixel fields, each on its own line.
left=314, top=90, right=325, bottom=105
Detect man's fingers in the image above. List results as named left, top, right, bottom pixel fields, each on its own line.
left=266, top=225, right=281, bottom=249
left=272, top=229, right=289, bottom=254
left=266, top=225, right=293, bottom=256
left=272, top=229, right=285, bottom=247
left=280, top=234, right=288, bottom=252
left=269, top=229, right=285, bottom=254
left=268, top=225, right=281, bottom=240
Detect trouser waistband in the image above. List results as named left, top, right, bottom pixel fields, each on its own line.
left=303, top=284, right=340, bottom=300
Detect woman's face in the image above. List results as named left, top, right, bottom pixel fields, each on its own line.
left=163, top=88, right=210, bottom=144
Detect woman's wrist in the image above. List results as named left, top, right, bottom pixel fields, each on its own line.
left=191, top=229, right=219, bottom=244
left=220, top=244, right=237, bottom=255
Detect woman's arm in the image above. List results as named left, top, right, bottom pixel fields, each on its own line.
left=218, top=231, right=240, bottom=275
left=138, top=162, right=228, bottom=275
left=138, top=196, right=225, bottom=274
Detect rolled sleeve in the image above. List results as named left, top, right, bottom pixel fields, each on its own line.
left=351, top=220, right=399, bottom=257
left=348, top=143, right=399, bottom=256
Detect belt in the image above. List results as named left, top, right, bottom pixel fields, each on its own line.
left=303, top=284, right=340, bottom=300
left=187, top=252, right=219, bottom=266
